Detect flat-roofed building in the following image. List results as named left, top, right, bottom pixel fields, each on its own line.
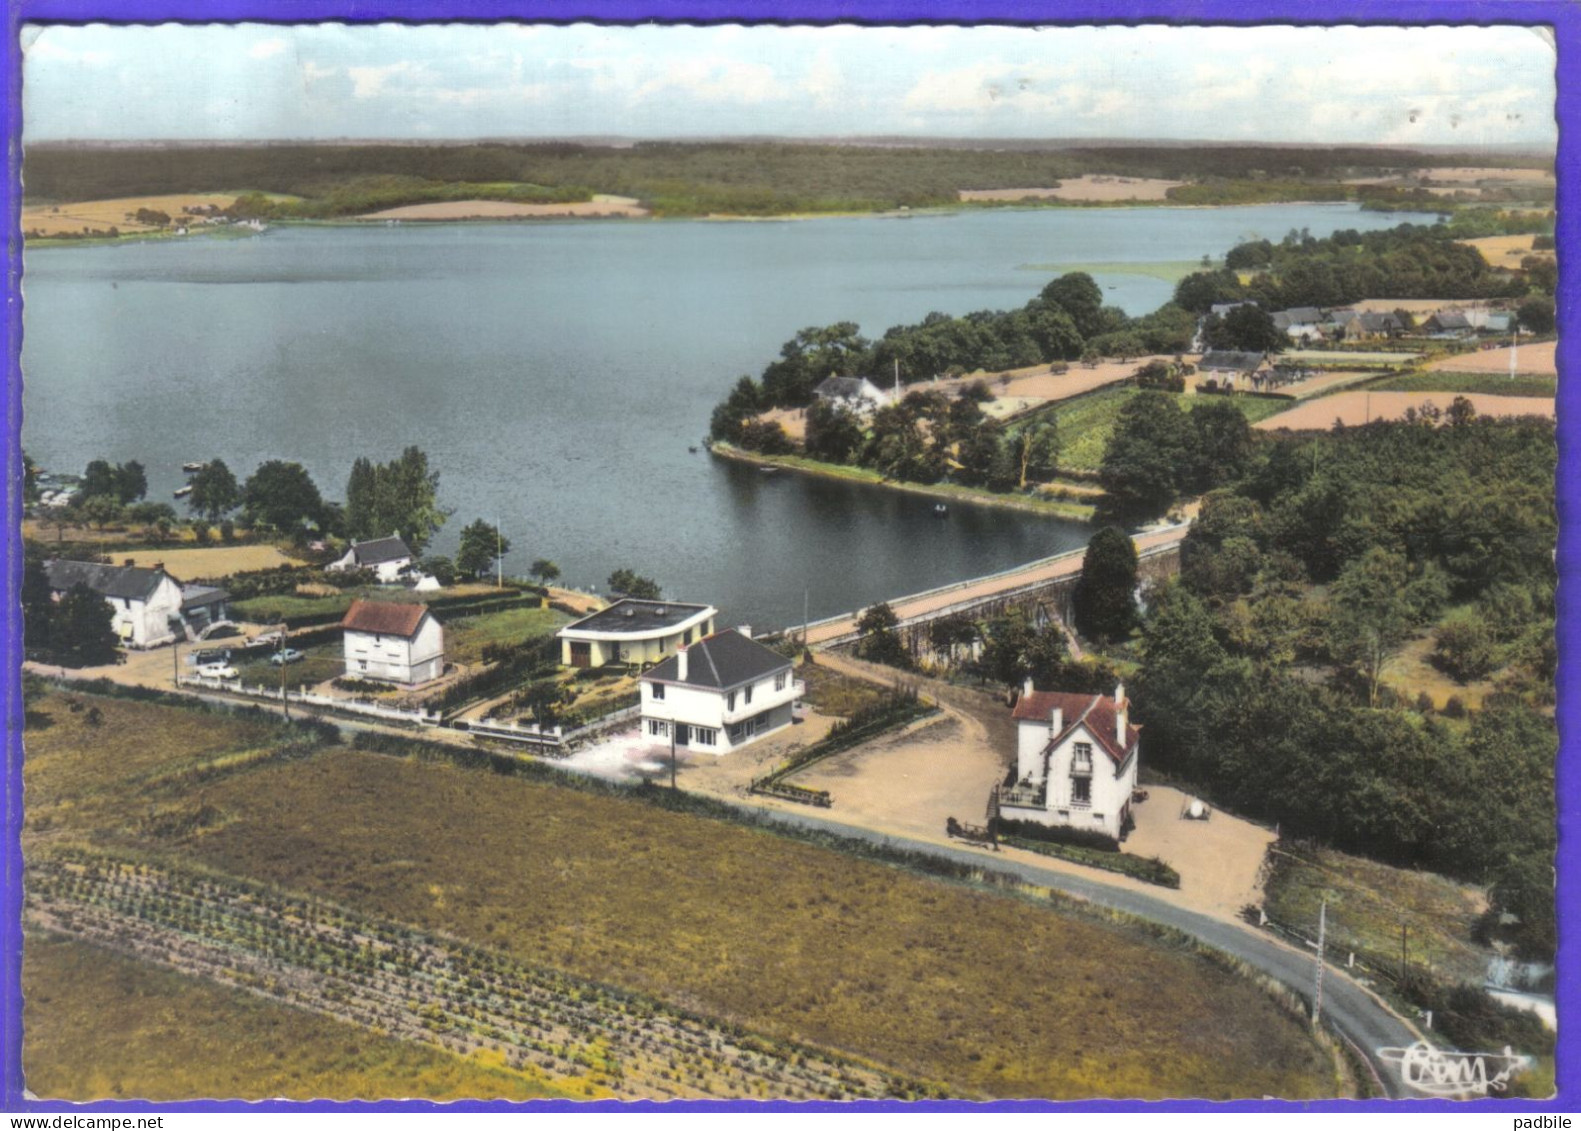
left=556, top=599, right=717, bottom=669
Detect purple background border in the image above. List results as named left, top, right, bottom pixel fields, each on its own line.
left=0, top=0, right=1573, bottom=1114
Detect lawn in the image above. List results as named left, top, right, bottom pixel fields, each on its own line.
left=1382, top=631, right=1504, bottom=713
left=232, top=644, right=345, bottom=692
left=156, top=745, right=1342, bottom=1099
left=444, top=605, right=570, bottom=665
left=796, top=657, right=891, bottom=717
left=23, top=932, right=575, bottom=1101
left=1362, top=370, right=1558, bottom=399
left=1041, top=387, right=1285, bottom=473
left=1261, top=841, right=1492, bottom=987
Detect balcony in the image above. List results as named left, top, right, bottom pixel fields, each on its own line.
left=999, top=782, right=1047, bottom=809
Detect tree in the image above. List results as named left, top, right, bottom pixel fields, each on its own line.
left=977, top=607, right=1068, bottom=688
left=1202, top=305, right=1286, bottom=354
left=1326, top=548, right=1417, bottom=707
left=74, top=494, right=123, bottom=531
left=803, top=401, right=864, bottom=464
left=855, top=602, right=910, bottom=669
left=344, top=447, right=448, bottom=554
left=1038, top=273, right=1105, bottom=338
left=1187, top=399, right=1255, bottom=492
left=22, top=557, right=55, bottom=658
left=53, top=583, right=120, bottom=667
left=242, top=460, right=324, bottom=533
left=1098, top=391, right=1192, bottom=522
left=1516, top=295, right=1555, bottom=334
left=608, top=568, right=661, bottom=601
left=187, top=459, right=239, bottom=521
left=80, top=459, right=118, bottom=500
left=456, top=519, right=511, bottom=580
left=22, top=450, right=40, bottom=504
left=418, top=556, right=457, bottom=586
left=1011, top=422, right=1060, bottom=489
left=530, top=559, right=561, bottom=585
left=1072, top=526, right=1139, bottom=643
left=1433, top=610, right=1499, bottom=683
left=113, top=460, right=147, bottom=504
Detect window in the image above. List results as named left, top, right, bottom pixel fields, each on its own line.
left=650, top=683, right=665, bottom=700
left=727, top=691, right=737, bottom=711
left=775, top=672, right=787, bottom=691
left=693, top=727, right=717, bottom=745
left=683, top=628, right=693, bottom=645
left=744, top=684, right=753, bottom=704
left=648, top=720, right=669, bottom=738
left=1071, top=775, right=1091, bottom=806
left=1072, top=742, right=1093, bottom=773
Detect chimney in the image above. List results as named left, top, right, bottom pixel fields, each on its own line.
left=737, top=625, right=752, bottom=640
left=1049, top=706, right=1063, bottom=736
left=1115, top=681, right=1128, bottom=746
left=676, top=645, right=688, bottom=682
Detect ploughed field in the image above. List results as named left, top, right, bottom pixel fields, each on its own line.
left=22, top=691, right=1343, bottom=1100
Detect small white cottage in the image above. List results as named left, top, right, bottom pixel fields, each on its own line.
left=328, top=534, right=414, bottom=583
left=340, top=599, right=444, bottom=685
left=998, top=680, right=1140, bottom=842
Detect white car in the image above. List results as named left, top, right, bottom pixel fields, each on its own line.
left=197, top=662, right=239, bottom=680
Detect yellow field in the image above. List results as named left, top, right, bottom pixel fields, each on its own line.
left=960, top=176, right=1184, bottom=203
left=360, top=195, right=647, bottom=220
left=1459, top=234, right=1546, bottom=267
left=116, top=543, right=306, bottom=577
left=22, top=193, right=238, bottom=235
left=1423, top=340, right=1557, bottom=378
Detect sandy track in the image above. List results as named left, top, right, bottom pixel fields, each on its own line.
left=1257, top=390, right=1554, bottom=431
left=360, top=195, right=647, bottom=220
left=1422, top=339, right=1557, bottom=377
left=960, top=176, right=1184, bottom=203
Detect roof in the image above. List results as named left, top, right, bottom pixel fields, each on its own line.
left=341, top=599, right=430, bottom=637
left=1430, top=311, right=1474, bottom=330
left=180, top=584, right=229, bottom=610
left=1349, top=311, right=1402, bottom=331
left=1198, top=350, right=1266, bottom=372
left=44, top=559, right=170, bottom=602
left=1012, top=689, right=1139, bottom=766
left=813, top=376, right=884, bottom=400
left=1209, top=301, right=1255, bottom=316
left=350, top=535, right=413, bottom=566
left=642, top=629, right=792, bottom=690
left=559, top=598, right=715, bottom=637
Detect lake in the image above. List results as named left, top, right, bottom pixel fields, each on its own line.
left=21, top=203, right=1433, bottom=629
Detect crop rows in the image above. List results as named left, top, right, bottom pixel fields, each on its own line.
left=28, top=851, right=935, bottom=1101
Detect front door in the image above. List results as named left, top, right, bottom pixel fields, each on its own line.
left=569, top=641, right=591, bottom=669
left=674, top=724, right=691, bottom=747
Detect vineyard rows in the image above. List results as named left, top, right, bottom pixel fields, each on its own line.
left=27, top=851, right=938, bottom=1101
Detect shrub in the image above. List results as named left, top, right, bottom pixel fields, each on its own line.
left=993, top=817, right=1119, bottom=853
left=1442, top=695, right=1468, bottom=719
left=220, top=519, right=236, bottom=543
left=1434, top=612, right=1499, bottom=683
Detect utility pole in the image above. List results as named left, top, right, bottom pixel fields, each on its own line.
left=1400, top=922, right=1409, bottom=984
left=279, top=621, right=290, bottom=721
left=669, top=725, right=677, bottom=790
left=496, top=516, right=503, bottom=590
left=1313, top=898, right=1327, bottom=1028
left=1509, top=320, right=1519, bottom=382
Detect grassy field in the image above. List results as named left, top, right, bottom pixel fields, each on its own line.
left=1040, top=387, right=1288, bottom=473
left=23, top=932, right=576, bottom=1101
left=795, top=657, right=891, bottom=717
left=232, top=644, right=344, bottom=692
left=1261, top=841, right=1491, bottom=986
left=1361, top=370, right=1558, bottom=399
left=157, top=745, right=1339, bottom=1099
left=231, top=582, right=515, bottom=625
left=444, top=605, right=570, bottom=665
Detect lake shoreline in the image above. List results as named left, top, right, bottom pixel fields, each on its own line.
left=708, top=441, right=1098, bottom=521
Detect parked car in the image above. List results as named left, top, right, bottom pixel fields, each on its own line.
left=188, top=648, right=231, bottom=667
left=269, top=648, right=305, bottom=666
left=197, top=662, right=239, bottom=680
left=247, top=630, right=284, bottom=649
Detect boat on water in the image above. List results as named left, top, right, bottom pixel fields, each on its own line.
left=181, top=461, right=204, bottom=473
left=758, top=466, right=779, bottom=474
left=688, top=446, right=699, bottom=454
left=173, top=485, right=193, bottom=499
left=933, top=503, right=949, bottom=517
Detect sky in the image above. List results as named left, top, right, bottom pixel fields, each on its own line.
left=20, top=22, right=1558, bottom=148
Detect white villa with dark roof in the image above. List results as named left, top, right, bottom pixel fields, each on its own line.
left=812, top=376, right=893, bottom=415
left=639, top=628, right=802, bottom=752
left=557, top=599, right=717, bottom=669
left=998, top=680, right=1140, bottom=842
left=328, top=534, right=414, bottom=583
left=43, top=559, right=187, bottom=648
left=340, top=599, right=444, bottom=685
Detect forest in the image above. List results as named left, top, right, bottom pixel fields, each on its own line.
left=25, top=140, right=1543, bottom=217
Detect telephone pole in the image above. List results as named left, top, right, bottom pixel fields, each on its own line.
left=1312, top=899, right=1327, bottom=1028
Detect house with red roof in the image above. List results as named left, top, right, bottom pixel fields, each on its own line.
left=340, top=599, right=444, bottom=686
left=999, top=679, right=1140, bottom=842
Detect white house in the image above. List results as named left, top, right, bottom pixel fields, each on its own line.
left=43, top=559, right=186, bottom=648
left=557, top=599, right=717, bottom=669
left=997, top=680, right=1140, bottom=842
left=340, top=599, right=444, bottom=685
left=812, top=376, right=893, bottom=415
left=639, top=628, right=803, bottom=753
left=328, top=534, right=414, bottom=583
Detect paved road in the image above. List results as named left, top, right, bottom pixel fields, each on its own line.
left=799, top=525, right=1188, bottom=647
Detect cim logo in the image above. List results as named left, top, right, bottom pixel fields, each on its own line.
left=1377, top=1041, right=1533, bottom=1097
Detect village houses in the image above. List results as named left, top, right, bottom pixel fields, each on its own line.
left=42, top=559, right=231, bottom=648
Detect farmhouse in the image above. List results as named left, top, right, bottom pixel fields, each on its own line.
left=812, top=376, right=892, bottom=415
left=1196, top=350, right=1269, bottom=387
left=328, top=534, right=414, bottom=583
left=997, top=680, right=1140, bottom=842
left=340, top=599, right=444, bottom=685
left=43, top=559, right=186, bottom=648
left=557, top=599, right=717, bottom=669
left=638, top=627, right=802, bottom=753
left=1338, top=311, right=1405, bottom=341
left=178, top=584, right=232, bottom=636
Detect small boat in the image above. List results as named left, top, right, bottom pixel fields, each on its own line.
left=758, top=465, right=778, bottom=474
left=933, top=503, right=949, bottom=517
left=688, top=446, right=699, bottom=454
left=173, top=485, right=193, bottom=499
left=181, top=461, right=204, bottom=473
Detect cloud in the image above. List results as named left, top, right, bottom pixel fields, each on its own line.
left=346, top=61, right=422, bottom=100
left=248, top=37, right=289, bottom=60
left=631, top=58, right=784, bottom=105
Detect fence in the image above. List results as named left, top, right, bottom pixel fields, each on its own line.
left=460, top=703, right=644, bottom=754
left=175, top=675, right=443, bottom=726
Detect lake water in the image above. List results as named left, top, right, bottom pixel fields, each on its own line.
left=21, top=203, right=1433, bottom=628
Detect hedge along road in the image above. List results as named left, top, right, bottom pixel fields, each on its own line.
left=95, top=680, right=1419, bottom=1099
